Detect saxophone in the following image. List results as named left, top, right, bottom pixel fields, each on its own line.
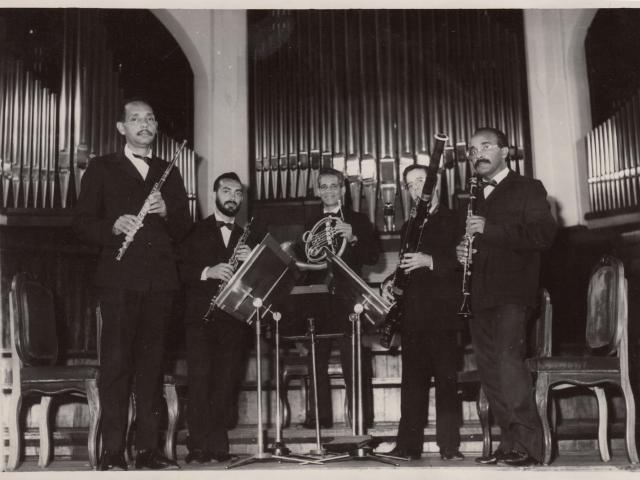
left=458, top=175, right=480, bottom=318
left=202, top=217, right=254, bottom=322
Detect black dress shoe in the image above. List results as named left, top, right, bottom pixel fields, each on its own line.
left=440, top=450, right=465, bottom=461
left=475, top=450, right=505, bottom=464
left=498, top=450, right=540, bottom=467
left=185, top=449, right=213, bottom=464
left=98, top=451, right=128, bottom=471
left=135, top=450, right=180, bottom=470
left=383, top=447, right=421, bottom=460
left=211, top=451, right=236, bottom=462
left=301, top=418, right=333, bottom=429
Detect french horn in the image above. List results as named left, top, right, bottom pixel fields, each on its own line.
left=281, top=216, right=347, bottom=271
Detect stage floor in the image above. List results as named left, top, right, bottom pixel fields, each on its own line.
left=6, top=450, right=639, bottom=479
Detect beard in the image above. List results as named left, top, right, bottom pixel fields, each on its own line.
left=216, top=197, right=239, bottom=217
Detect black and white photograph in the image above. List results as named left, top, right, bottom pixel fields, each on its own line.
left=0, top=2, right=639, bottom=479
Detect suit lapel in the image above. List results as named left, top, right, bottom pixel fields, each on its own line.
left=112, top=152, right=146, bottom=183
left=480, top=170, right=517, bottom=214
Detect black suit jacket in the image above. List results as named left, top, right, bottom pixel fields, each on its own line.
left=401, top=205, right=463, bottom=332
left=73, top=151, right=192, bottom=291
left=472, top=170, right=557, bottom=310
left=178, top=215, right=263, bottom=324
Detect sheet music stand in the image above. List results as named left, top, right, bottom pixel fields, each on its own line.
left=319, top=250, right=408, bottom=466
left=213, top=234, right=319, bottom=468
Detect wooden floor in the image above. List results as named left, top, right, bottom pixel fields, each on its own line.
left=7, top=450, right=640, bottom=480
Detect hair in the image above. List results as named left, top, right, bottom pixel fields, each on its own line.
left=317, top=167, right=344, bottom=187
left=119, top=97, right=154, bottom=122
left=402, top=164, right=429, bottom=186
left=213, top=172, right=242, bottom=191
left=472, top=127, right=508, bottom=148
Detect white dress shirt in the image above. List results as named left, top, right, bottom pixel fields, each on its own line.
left=200, top=213, right=236, bottom=281
left=124, top=144, right=151, bottom=180
left=483, top=166, right=509, bottom=198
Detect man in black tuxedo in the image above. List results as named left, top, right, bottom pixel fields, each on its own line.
left=386, top=165, right=464, bottom=461
left=178, top=172, right=262, bottom=464
left=73, top=98, right=191, bottom=470
left=456, top=127, right=557, bottom=467
left=298, top=167, right=380, bottom=429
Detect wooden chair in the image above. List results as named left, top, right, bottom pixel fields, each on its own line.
left=526, top=255, right=639, bottom=465
left=7, top=273, right=100, bottom=470
left=95, top=306, right=181, bottom=461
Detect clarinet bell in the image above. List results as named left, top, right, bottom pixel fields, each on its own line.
left=457, top=293, right=473, bottom=319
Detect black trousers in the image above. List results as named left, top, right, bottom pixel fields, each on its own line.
left=305, top=297, right=373, bottom=426
left=185, top=316, right=249, bottom=453
left=98, top=288, right=174, bottom=452
left=470, top=304, right=543, bottom=461
left=396, top=330, right=462, bottom=453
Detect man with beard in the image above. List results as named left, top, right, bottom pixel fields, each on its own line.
left=456, top=127, right=557, bottom=467
left=178, top=172, right=263, bottom=464
left=74, top=98, right=191, bottom=470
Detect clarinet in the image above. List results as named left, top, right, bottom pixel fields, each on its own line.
left=458, top=175, right=480, bottom=318
left=115, top=140, right=187, bottom=261
left=202, top=217, right=254, bottom=322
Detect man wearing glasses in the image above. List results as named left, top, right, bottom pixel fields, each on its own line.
left=385, top=164, right=464, bottom=462
left=295, top=167, right=380, bottom=430
left=456, top=127, right=557, bottom=467
left=74, top=98, right=191, bottom=470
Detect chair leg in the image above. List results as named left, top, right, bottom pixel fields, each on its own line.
left=124, top=394, right=136, bottom=462
left=7, top=393, right=23, bottom=471
left=280, top=374, right=292, bottom=429
left=37, top=396, right=53, bottom=468
left=620, top=378, right=639, bottom=464
left=535, top=373, right=553, bottom=465
left=163, top=384, right=179, bottom=461
left=592, top=386, right=610, bottom=462
left=86, top=379, right=101, bottom=469
left=477, top=386, right=491, bottom=457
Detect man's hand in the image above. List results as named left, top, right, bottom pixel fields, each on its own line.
left=399, top=252, right=432, bottom=272
left=112, top=214, right=142, bottom=236
left=456, top=240, right=477, bottom=265
left=147, top=191, right=167, bottom=218
left=235, top=244, right=252, bottom=262
left=466, top=214, right=486, bottom=235
left=334, top=219, right=356, bottom=243
left=205, top=263, right=235, bottom=282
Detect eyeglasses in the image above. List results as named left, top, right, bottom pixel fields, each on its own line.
left=468, top=144, right=499, bottom=161
left=124, top=116, right=157, bottom=125
left=406, top=178, right=426, bottom=190
left=318, top=184, right=341, bottom=192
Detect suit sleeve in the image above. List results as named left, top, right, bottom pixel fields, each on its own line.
left=430, top=212, right=463, bottom=276
left=163, top=168, right=193, bottom=243
left=72, top=161, right=118, bottom=247
left=480, top=179, right=557, bottom=252
left=351, top=214, right=381, bottom=266
left=178, top=225, right=212, bottom=286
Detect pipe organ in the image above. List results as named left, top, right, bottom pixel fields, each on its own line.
left=249, top=10, right=530, bottom=231
left=585, top=93, right=640, bottom=218
left=0, top=10, right=198, bottom=218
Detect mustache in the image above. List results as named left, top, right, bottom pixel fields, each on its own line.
left=137, top=129, right=153, bottom=135
left=224, top=201, right=238, bottom=208
left=474, top=159, right=490, bottom=167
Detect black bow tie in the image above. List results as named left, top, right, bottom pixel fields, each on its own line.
left=217, top=221, right=234, bottom=230
left=132, top=153, right=151, bottom=164
left=480, top=179, right=498, bottom=188
left=323, top=210, right=340, bottom=218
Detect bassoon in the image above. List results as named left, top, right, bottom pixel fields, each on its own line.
left=378, top=133, right=447, bottom=348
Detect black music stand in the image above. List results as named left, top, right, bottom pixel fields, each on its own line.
left=213, top=234, right=320, bottom=468
left=284, top=283, right=345, bottom=459
left=318, top=250, right=408, bottom=466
